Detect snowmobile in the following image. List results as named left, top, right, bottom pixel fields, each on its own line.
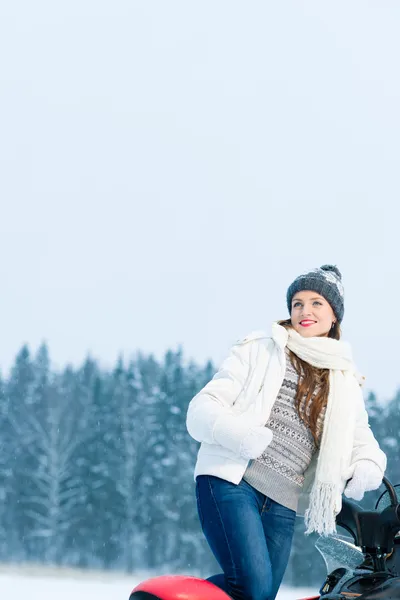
left=129, top=477, right=400, bottom=600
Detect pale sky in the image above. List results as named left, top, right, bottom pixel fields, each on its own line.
left=1, top=1, right=399, bottom=401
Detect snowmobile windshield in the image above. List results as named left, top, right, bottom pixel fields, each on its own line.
left=315, top=534, right=363, bottom=575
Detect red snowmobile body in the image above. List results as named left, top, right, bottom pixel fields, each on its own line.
left=129, top=478, right=400, bottom=600
left=130, top=574, right=230, bottom=600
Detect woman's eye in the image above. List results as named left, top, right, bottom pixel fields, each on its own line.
left=293, top=302, right=302, bottom=308
left=313, top=301, right=322, bottom=306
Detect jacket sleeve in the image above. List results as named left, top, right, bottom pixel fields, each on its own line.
left=349, top=389, right=387, bottom=475
left=186, top=341, right=256, bottom=456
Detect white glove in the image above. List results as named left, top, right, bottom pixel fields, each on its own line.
left=240, top=426, right=273, bottom=460
left=344, top=460, right=383, bottom=502
left=213, top=413, right=273, bottom=459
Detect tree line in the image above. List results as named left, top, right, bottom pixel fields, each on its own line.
left=0, top=342, right=398, bottom=586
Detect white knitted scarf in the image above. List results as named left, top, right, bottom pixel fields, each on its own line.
left=286, top=327, right=361, bottom=536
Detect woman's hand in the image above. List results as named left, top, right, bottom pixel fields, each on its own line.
left=240, top=426, right=273, bottom=460
left=344, top=459, right=383, bottom=501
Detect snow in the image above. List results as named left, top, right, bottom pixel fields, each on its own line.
left=0, top=566, right=318, bottom=600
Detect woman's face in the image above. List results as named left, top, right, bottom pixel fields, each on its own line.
left=290, top=290, right=336, bottom=338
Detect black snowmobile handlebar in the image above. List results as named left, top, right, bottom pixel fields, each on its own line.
left=381, top=476, right=398, bottom=506
left=337, top=477, right=400, bottom=554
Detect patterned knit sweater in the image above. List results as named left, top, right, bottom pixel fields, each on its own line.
left=243, top=349, right=325, bottom=511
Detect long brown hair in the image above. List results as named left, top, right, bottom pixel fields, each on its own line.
left=278, top=318, right=341, bottom=446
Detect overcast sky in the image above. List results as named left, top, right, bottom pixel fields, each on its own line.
left=1, top=1, right=399, bottom=400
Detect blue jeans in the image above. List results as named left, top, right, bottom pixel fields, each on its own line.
left=196, top=475, right=296, bottom=600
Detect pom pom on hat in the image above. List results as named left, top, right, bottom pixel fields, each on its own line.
left=320, top=264, right=342, bottom=280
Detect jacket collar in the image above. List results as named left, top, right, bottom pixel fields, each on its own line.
left=271, top=322, right=288, bottom=349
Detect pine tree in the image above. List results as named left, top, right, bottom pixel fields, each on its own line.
left=7, top=344, right=36, bottom=560
left=66, top=357, right=110, bottom=568
left=108, top=356, right=157, bottom=571
left=0, top=371, right=13, bottom=559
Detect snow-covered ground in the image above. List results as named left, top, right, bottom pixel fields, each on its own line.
left=0, top=565, right=317, bottom=600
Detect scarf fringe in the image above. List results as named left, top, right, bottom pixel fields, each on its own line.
left=304, top=482, right=338, bottom=536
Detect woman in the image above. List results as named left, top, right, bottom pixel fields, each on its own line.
left=186, top=264, right=386, bottom=600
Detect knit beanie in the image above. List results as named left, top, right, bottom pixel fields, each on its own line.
left=286, top=264, right=345, bottom=323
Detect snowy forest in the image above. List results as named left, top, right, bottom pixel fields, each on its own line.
left=0, top=342, right=399, bottom=587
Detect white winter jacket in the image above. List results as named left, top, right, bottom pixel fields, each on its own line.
left=186, top=324, right=387, bottom=517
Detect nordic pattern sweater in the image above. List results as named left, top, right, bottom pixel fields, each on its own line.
left=243, top=350, right=324, bottom=511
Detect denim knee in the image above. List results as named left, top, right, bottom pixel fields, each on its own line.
left=228, top=573, right=273, bottom=600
